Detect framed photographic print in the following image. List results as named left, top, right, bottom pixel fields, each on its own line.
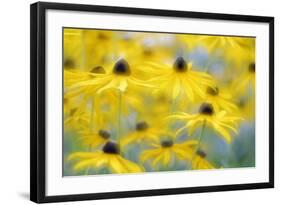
left=30, top=2, right=274, bottom=203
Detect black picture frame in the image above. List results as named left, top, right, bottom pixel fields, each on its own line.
left=30, top=1, right=274, bottom=203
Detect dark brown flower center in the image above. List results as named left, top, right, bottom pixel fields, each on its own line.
left=97, top=32, right=110, bottom=40
left=70, top=108, right=77, bottom=116
left=199, top=103, right=214, bottom=115
left=196, top=149, right=207, bottom=158
left=102, top=141, right=120, bottom=154
left=161, top=140, right=174, bottom=148
left=113, top=59, right=131, bottom=76
left=136, top=121, right=149, bottom=131
left=143, top=48, right=153, bottom=56
left=237, top=98, right=246, bottom=108
left=206, top=86, right=219, bottom=96
left=64, top=58, right=75, bottom=69
left=173, top=57, right=187, bottom=72
left=248, top=63, right=255, bottom=73
left=90, top=66, right=106, bottom=74
left=98, top=130, right=111, bottom=139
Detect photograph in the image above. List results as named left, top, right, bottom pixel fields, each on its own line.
left=29, top=2, right=274, bottom=202
left=63, top=28, right=256, bottom=176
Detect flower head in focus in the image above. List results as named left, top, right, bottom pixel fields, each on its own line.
left=147, top=57, right=215, bottom=101
left=69, top=59, right=154, bottom=95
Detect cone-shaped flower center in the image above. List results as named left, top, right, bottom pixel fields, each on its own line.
left=64, top=58, right=75, bottom=68
left=206, top=86, right=219, bottom=96
left=113, top=59, right=131, bottom=76
left=248, top=63, right=255, bottom=73
left=143, top=48, right=153, bottom=56
left=199, top=103, right=214, bottom=115
left=161, top=140, right=174, bottom=148
left=98, top=130, right=111, bottom=139
left=238, top=98, right=246, bottom=108
left=70, top=108, right=77, bottom=116
left=90, top=66, right=106, bottom=74
left=196, top=149, right=207, bottom=158
left=102, top=141, right=120, bottom=154
left=136, top=121, right=149, bottom=131
left=173, top=57, right=188, bottom=72
left=97, top=32, right=110, bottom=40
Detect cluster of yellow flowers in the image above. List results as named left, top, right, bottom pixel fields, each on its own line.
left=64, top=29, right=255, bottom=175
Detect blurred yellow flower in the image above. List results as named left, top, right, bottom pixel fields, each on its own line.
left=63, top=96, right=78, bottom=115
left=64, top=29, right=84, bottom=70
left=169, top=103, right=242, bottom=143
left=198, top=35, right=252, bottom=51
left=79, top=129, right=111, bottom=148
left=100, top=89, right=144, bottom=116
left=64, top=108, right=90, bottom=131
left=205, top=86, right=238, bottom=113
left=177, top=34, right=200, bottom=50
left=234, top=62, right=255, bottom=96
left=64, top=66, right=106, bottom=87
left=191, top=149, right=215, bottom=170
left=140, top=139, right=197, bottom=168
left=236, top=96, right=255, bottom=121
left=198, top=35, right=255, bottom=66
left=121, top=121, right=166, bottom=147
left=68, top=141, right=144, bottom=173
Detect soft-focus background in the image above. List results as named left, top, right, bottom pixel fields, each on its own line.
left=1, top=0, right=280, bottom=204
left=64, top=29, right=255, bottom=176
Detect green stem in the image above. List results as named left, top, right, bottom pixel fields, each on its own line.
left=85, top=144, right=92, bottom=175
left=170, top=90, right=180, bottom=137
left=117, top=90, right=122, bottom=142
left=170, top=92, right=179, bottom=113
left=86, top=97, right=95, bottom=175
left=190, top=120, right=206, bottom=169
left=89, top=96, right=95, bottom=133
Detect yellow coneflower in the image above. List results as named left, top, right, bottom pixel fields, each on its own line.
left=204, top=86, right=238, bottom=113
left=234, top=62, right=255, bottom=96
left=236, top=96, right=255, bottom=121
left=176, top=34, right=200, bottom=50
left=63, top=67, right=106, bottom=132
left=63, top=29, right=254, bottom=175
left=120, top=121, right=166, bottom=147
left=169, top=103, right=242, bottom=143
left=68, top=141, right=144, bottom=174
left=198, top=35, right=255, bottom=66
left=64, top=66, right=106, bottom=88
left=140, top=139, right=197, bottom=169
left=148, top=57, right=215, bottom=101
left=198, top=36, right=252, bottom=50
left=191, top=149, right=215, bottom=170
left=79, top=129, right=111, bottom=148
left=64, top=108, right=90, bottom=131
left=63, top=96, right=78, bottom=115
left=64, top=29, right=84, bottom=70
left=99, top=88, right=144, bottom=116
left=70, top=59, right=153, bottom=94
